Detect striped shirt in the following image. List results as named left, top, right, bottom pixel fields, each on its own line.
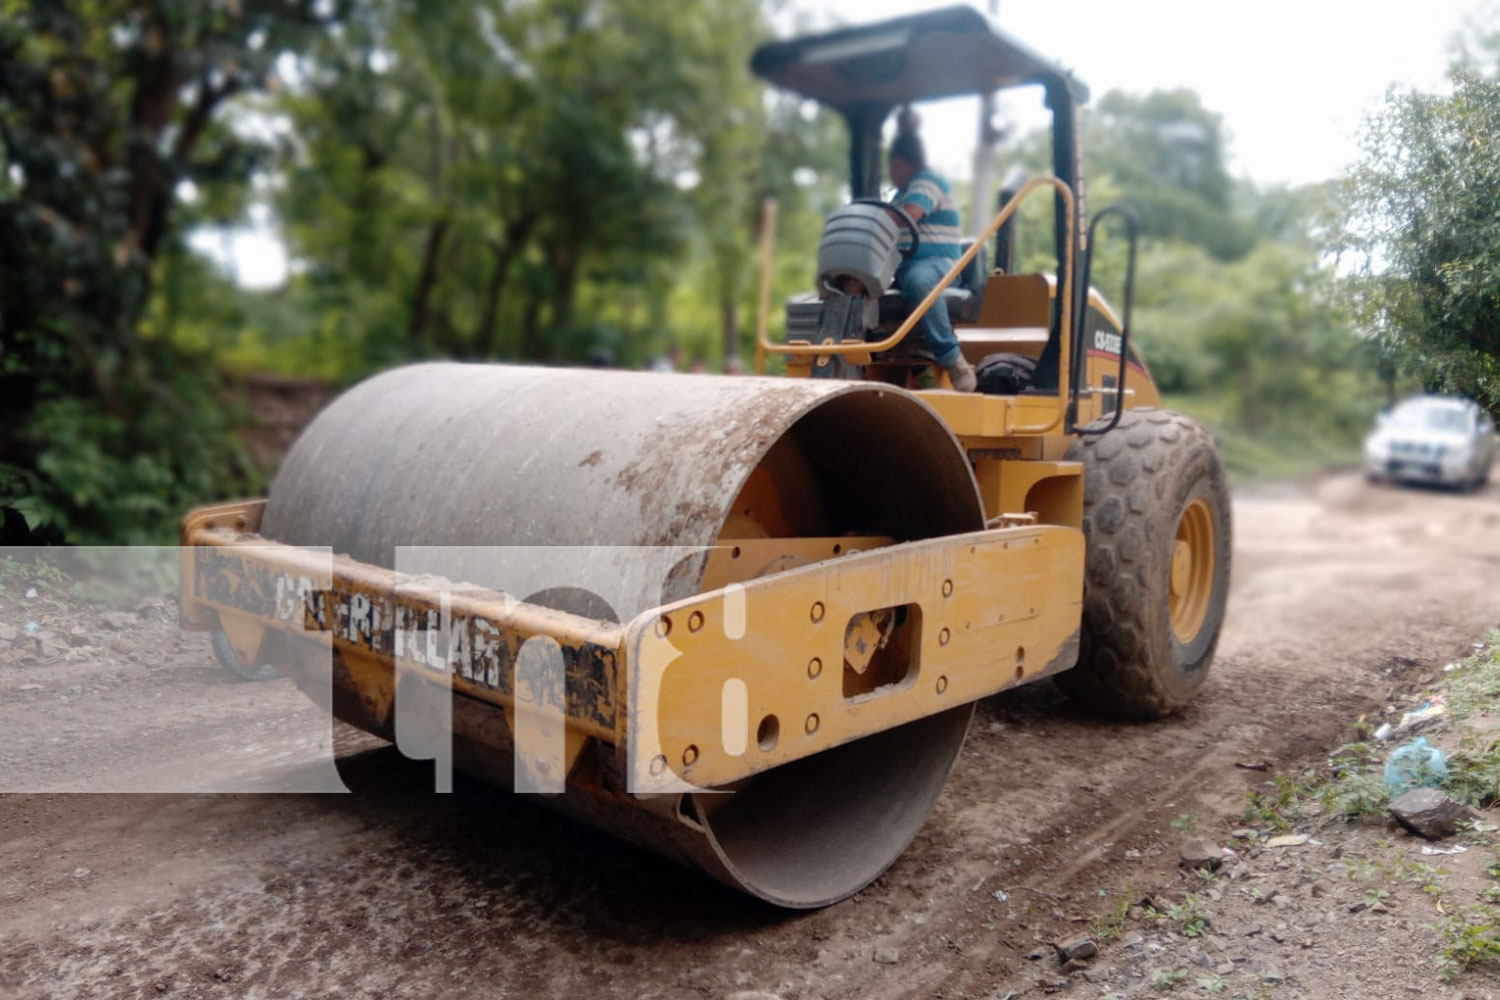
left=896, top=168, right=963, bottom=261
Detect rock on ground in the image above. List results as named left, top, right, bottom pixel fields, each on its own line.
left=1054, top=936, right=1096, bottom=963
left=1388, top=787, right=1475, bottom=839
left=1179, top=837, right=1225, bottom=869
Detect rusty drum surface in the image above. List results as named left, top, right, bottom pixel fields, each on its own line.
left=262, top=362, right=983, bottom=907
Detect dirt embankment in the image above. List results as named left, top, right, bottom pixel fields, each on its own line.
left=1, top=471, right=1499, bottom=999
left=229, top=373, right=335, bottom=480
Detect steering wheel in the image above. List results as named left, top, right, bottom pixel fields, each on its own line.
left=852, top=199, right=921, bottom=261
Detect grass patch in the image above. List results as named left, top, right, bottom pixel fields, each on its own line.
left=1442, top=740, right=1500, bottom=810
left=1433, top=631, right=1500, bottom=809
left=1171, top=812, right=1198, bottom=836
left=0, top=551, right=68, bottom=595
left=1194, top=973, right=1228, bottom=994
left=1215, top=429, right=1361, bottom=484
left=1439, top=903, right=1500, bottom=980
left=0, top=548, right=178, bottom=606
left=1150, top=966, right=1188, bottom=990
left=1166, top=393, right=1363, bottom=483
left=1317, top=741, right=1391, bottom=819
left=1147, top=894, right=1212, bottom=939
left=1244, top=772, right=1320, bottom=831
left=1090, top=888, right=1134, bottom=942
left=1445, top=633, right=1500, bottom=720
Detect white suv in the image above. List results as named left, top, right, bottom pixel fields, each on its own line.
left=1364, top=395, right=1496, bottom=490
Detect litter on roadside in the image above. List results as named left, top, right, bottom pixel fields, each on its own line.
left=1384, top=736, right=1448, bottom=794
left=1421, top=844, right=1469, bottom=856
left=1266, top=834, right=1310, bottom=848
left=1401, top=697, right=1449, bottom=728
left=1375, top=697, right=1449, bottom=742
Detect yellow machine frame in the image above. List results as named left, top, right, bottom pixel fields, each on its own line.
left=183, top=499, right=1082, bottom=791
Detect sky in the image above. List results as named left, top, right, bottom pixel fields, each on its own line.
left=209, top=0, right=1486, bottom=286
left=814, top=0, right=1485, bottom=186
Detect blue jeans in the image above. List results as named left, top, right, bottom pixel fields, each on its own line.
left=895, top=258, right=961, bottom=368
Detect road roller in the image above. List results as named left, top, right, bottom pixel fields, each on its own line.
left=179, top=7, right=1231, bottom=908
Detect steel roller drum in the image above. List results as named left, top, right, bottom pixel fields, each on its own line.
left=262, top=362, right=983, bottom=907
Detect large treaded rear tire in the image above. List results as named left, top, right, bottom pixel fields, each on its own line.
left=1057, top=408, right=1231, bottom=718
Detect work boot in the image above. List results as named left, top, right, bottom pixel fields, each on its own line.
left=945, top=356, right=977, bottom=392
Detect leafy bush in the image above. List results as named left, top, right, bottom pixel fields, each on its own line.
left=1, top=353, right=255, bottom=545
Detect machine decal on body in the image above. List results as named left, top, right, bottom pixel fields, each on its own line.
left=193, top=546, right=618, bottom=731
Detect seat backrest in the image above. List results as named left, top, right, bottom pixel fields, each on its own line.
left=958, top=240, right=988, bottom=297
left=943, top=240, right=990, bottom=324
left=973, top=273, right=1051, bottom=329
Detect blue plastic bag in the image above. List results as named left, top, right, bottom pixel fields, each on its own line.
left=1384, top=737, right=1448, bottom=795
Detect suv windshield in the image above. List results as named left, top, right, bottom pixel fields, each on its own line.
left=1390, top=405, right=1469, bottom=432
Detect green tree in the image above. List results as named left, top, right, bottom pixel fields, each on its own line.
left=1005, top=86, right=1251, bottom=278
left=261, top=0, right=843, bottom=371
left=993, top=84, right=1383, bottom=469
left=1347, top=68, right=1500, bottom=411
left=0, top=0, right=341, bottom=542
left=1087, top=88, right=1252, bottom=261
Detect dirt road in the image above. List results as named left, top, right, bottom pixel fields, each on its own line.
left=2, top=471, right=1498, bottom=1000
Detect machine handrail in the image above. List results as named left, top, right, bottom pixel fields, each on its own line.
left=1069, top=203, right=1141, bottom=436
left=758, top=175, right=1076, bottom=365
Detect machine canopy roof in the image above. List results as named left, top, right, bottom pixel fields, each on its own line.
left=750, top=5, right=1088, bottom=113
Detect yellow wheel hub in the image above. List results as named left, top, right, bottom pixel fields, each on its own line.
left=1169, top=497, right=1216, bottom=644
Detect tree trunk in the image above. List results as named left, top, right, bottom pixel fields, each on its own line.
left=720, top=294, right=739, bottom=371
left=125, top=15, right=176, bottom=267
left=475, top=245, right=517, bottom=357
left=408, top=217, right=450, bottom=344
left=474, top=214, right=538, bottom=357
left=521, top=292, right=543, bottom=360
left=550, top=245, right=579, bottom=336
left=407, top=105, right=454, bottom=347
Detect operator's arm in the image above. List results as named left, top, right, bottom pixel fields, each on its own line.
left=898, top=200, right=926, bottom=224
left=896, top=175, right=942, bottom=225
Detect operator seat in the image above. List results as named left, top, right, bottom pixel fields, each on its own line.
left=876, top=240, right=989, bottom=329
